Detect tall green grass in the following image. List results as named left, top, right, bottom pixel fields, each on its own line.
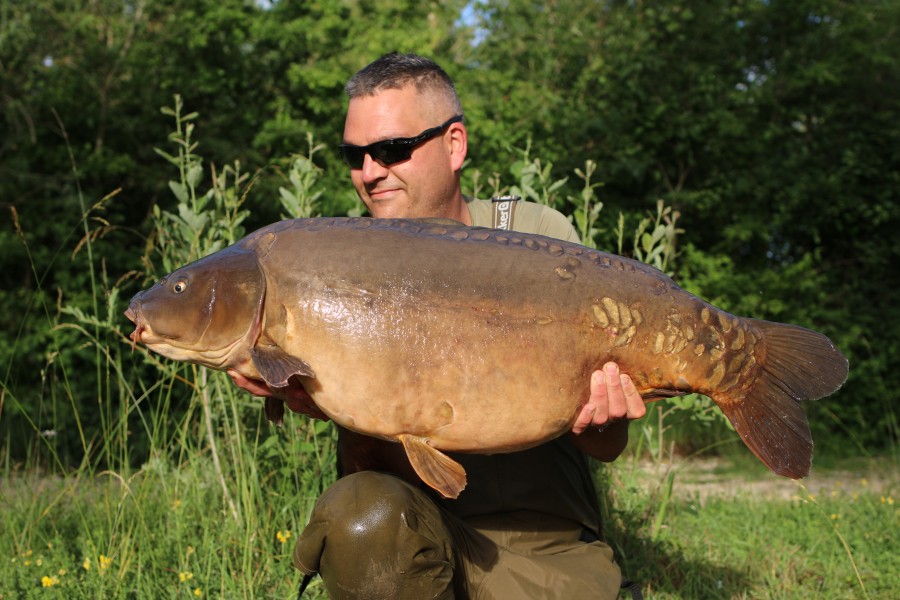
left=2, top=100, right=895, bottom=599
left=1, top=98, right=338, bottom=599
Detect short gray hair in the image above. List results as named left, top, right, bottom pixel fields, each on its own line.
left=345, top=53, right=463, bottom=116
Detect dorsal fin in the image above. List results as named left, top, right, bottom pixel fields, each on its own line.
left=413, top=217, right=466, bottom=227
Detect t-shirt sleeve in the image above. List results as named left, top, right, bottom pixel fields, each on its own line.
left=536, top=206, right=582, bottom=244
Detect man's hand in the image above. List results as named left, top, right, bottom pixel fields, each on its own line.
left=567, top=362, right=646, bottom=462
left=571, top=362, right=646, bottom=435
left=227, top=370, right=330, bottom=421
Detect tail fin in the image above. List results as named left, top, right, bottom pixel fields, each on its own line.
left=717, top=319, right=849, bottom=479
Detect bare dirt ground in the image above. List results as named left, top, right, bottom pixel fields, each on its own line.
left=626, top=457, right=898, bottom=502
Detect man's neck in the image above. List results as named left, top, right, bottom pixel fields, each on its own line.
left=442, top=194, right=472, bottom=225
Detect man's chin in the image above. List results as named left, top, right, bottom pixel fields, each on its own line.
left=366, top=194, right=410, bottom=219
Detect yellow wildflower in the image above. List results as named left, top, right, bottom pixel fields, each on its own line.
left=186, top=545, right=195, bottom=556
left=194, top=588, right=203, bottom=597
left=173, top=499, right=183, bottom=509
left=36, top=559, right=43, bottom=567
left=179, top=571, right=194, bottom=583
left=276, top=530, right=292, bottom=544
left=83, top=557, right=91, bottom=571
left=860, top=478, right=868, bottom=487
left=58, top=568, right=67, bottom=576
left=99, top=554, right=112, bottom=572
left=830, top=513, right=840, bottom=520
left=41, top=575, right=60, bottom=587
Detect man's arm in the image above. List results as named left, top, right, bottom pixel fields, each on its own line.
left=227, top=370, right=330, bottom=421
left=568, top=420, right=630, bottom=462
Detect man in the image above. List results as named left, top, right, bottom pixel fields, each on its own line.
left=230, top=53, right=646, bottom=599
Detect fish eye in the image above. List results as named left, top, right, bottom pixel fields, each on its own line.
left=172, top=280, right=188, bottom=294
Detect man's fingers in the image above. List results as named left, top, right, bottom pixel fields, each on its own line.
left=572, top=402, right=597, bottom=435
left=590, top=370, right=610, bottom=423
left=284, top=386, right=329, bottom=420
left=603, top=362, right=629, bottom=420
left=228, top=370, right=275, bottom=398
left=286, top=397, right=330, bottom=420
left=621, top=373, right=647, bottom=419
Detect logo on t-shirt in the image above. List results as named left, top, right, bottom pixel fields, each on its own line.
left=491, top=195, right=520, bottom=231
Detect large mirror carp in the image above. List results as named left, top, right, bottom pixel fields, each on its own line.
left=125, top=217, right=848, bottom=498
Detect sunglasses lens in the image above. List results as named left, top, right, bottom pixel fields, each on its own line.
left=370, top=142, right=411, bottom=166
left=340, top=142, right=412, bottom=168
left=339, top=146, right=366, bottom=169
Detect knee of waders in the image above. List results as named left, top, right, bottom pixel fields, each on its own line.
left=293, top=471, right=445, bottom=575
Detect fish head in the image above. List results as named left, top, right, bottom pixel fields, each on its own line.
left=125, top=245, right=266, bottom=369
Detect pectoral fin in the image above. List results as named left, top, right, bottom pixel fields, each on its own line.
left=251, top=344, right=315, bottom=388
left=264, top=397, right=285, bottom=426
left=397, top=434, right=467, bottom=499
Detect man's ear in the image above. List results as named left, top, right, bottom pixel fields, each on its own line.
left=447, top=123, right=468, bottom=172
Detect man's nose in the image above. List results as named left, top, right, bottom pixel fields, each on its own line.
left=360, top=153, right=389, bottom=183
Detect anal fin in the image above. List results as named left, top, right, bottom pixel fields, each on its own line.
left=397, top=434, right=467, bottom=499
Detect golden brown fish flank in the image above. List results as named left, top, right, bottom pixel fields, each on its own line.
left=126, top=217, right=848, bottom=498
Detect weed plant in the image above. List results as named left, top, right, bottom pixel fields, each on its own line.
left=1, top=100, right=895, bottom=598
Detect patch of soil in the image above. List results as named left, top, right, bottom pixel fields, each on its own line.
left=627, top=457, right=898, bottom=502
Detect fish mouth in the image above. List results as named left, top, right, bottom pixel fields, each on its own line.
left=124, top=305, right=145, bottom=345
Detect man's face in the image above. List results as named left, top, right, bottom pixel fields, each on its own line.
left=342, top=86, right=466, bottom=220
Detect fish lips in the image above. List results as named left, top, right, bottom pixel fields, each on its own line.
left=124, top=298, right=146, bottom=344
left=124, top=289, right=171, bottom=345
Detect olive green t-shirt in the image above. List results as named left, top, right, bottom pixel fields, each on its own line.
left=437, top=198, right=602, bottom=535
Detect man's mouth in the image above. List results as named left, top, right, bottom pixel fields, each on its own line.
left=366, top=186, right=400, bottom=200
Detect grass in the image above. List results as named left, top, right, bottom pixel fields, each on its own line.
left=0, top=374, right=338, bottom=600
left=1, top=445, right=896, bottom=599
left=600, top=456, right=899, bottom=599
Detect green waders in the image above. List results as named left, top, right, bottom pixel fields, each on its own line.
left=294, top=472, right=623, bottom=599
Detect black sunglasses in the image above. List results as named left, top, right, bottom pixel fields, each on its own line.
left=339, top=115, right=464, bottom=169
